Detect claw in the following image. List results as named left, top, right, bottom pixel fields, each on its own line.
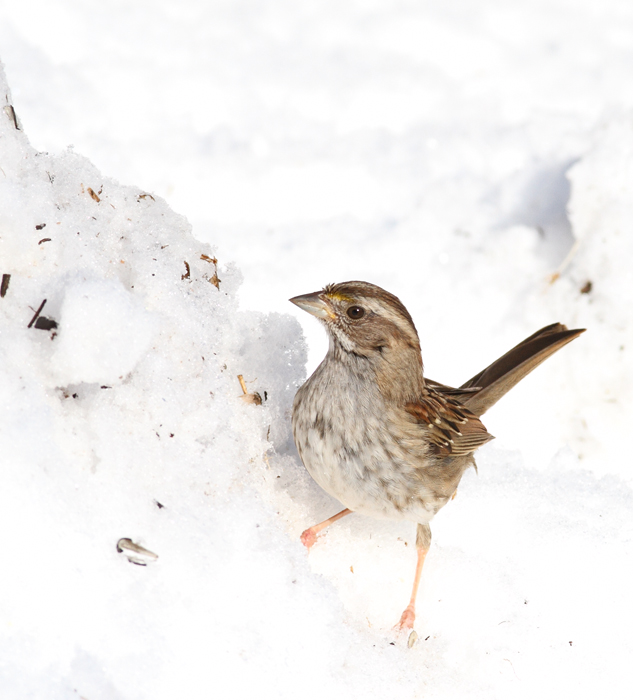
left=300, top=527, right=318, bottom=549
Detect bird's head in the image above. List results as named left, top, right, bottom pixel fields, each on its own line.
left=290, top=281, right=422, bottom=369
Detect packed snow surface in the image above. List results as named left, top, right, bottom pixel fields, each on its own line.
left=0, top=1, right=632, bottom=698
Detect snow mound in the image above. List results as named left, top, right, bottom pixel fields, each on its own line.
left=0, top=64, right=369, bottom=699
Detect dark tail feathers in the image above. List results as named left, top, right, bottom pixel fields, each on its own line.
left=458, top=323, right=585, bottom=417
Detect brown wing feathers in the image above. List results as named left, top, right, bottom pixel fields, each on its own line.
left=408, top=323, right=585, bottom=457
left=405, top=390, right=494, bottom=457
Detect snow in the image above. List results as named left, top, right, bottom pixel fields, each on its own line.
left=51, top=278, right=158, bottom=385
left=0, top=1, right=632, bottom=698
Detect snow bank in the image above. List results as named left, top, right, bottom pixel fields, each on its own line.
left=0, top=64, right=377, bottom=699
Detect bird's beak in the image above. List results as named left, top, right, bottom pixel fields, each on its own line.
left=289, top=291, right=333, bottom=320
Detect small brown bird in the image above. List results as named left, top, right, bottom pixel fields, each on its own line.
left=291, top=280, right=583, bottom=640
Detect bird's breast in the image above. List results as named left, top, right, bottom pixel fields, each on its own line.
left=292, top=360, right=454, bottom=523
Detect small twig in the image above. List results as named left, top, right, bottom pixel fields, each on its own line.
left=28, top=299, right=47, bottom=328
left=0, top=274, right=10, bottom=298
left=201, top=254, right=220, bottom=289
left=4, top=104, right=19, bottom=130
left=548, top=239, right=581, bottom=284
left=237, top=374, right=262, bottom=405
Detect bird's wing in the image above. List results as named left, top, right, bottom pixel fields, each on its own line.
left=418, top=324, right=584, bottom=451
left=405, top=388, right=494, bottom=457
left=425, top=379, right=481, bottom=398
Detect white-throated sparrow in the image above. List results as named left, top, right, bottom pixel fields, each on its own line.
left=291, top=281, right=584, bottom=641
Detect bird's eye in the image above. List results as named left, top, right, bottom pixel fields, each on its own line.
left=346, top=305, right=365, bottom=320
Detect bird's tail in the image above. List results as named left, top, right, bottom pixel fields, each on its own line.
left=459, top=323, right=585, bottom=417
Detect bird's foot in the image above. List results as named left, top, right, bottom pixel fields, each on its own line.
left=299, top=509, right=352, bottom=551
left=396, top=604, right=416, bottom=630
left=394, top=605, right=418, bottom=647
left=300, top=527, right=318, bottom=549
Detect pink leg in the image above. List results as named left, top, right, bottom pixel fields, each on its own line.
left=395, top=522, right=432, bottom=637
left=300, top=508, right=352, bottom=549
left=396, top=545, right=428, bottom=630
